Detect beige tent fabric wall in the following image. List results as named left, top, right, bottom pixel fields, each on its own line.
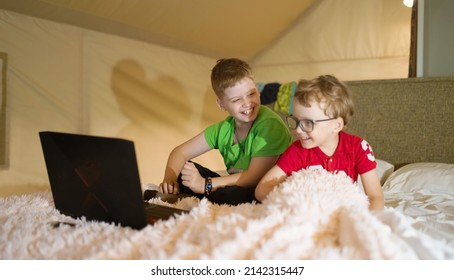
left=0, top=10, right=225, bottom=195
left=0, top=10, right=84, bottom=191
left=253, top=0, right=412, bottom=82
left=85, top=35, right=226, bottom=184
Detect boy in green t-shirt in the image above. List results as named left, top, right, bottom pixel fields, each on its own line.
left=158, top=58, right=292, bottom=205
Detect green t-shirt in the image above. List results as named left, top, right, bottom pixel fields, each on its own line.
left=204, top=105, right=292, bottom=173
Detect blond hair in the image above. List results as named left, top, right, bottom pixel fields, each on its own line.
left=211, top=58, right=253, bottom=97
left=294, top=75, right=354, bottom=125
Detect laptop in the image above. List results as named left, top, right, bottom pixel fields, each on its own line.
left=39, top=131, right=188, bottom=230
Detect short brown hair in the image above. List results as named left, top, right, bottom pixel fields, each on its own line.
left=211, top=58, right=253, bottom=97
left=294, top=75, right=354, bottom=125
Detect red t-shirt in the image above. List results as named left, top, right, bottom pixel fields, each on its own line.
left=277, top=131, right=376, bottom=182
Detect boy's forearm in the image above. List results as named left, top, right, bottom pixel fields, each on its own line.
left=368, top=196, right=385, bottom=211
left=255, top=179, right=280, bottom=202
left=162, top=165, right=179, bottom=183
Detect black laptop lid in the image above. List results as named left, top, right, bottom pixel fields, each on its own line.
left=39, top=131, right=148, bottom=229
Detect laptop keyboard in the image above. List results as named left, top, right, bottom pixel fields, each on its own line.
left=144, top=202, right=188, bottom=218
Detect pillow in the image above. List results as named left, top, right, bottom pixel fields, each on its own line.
left=382, top=162, right=454, bottom=192
left=376, top=159, right=395, bottom=185
left=357, top=159, right=394, bottom=189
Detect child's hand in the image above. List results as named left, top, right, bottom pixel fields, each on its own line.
left=159, top=181, right=180, bottom=194
left=180, top=161, right=205, bottom=194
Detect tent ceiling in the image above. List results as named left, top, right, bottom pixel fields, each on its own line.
left=0, top=0, right=316, bottom=60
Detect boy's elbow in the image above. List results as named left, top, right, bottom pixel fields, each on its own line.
left=254, top=186, right=267, bottom=202
left=254, top=169, right=286, bottom=202
left=255, top=181, right=275, bottom=202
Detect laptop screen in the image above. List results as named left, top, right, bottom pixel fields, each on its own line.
left=39, top=131, right=148, bottom=229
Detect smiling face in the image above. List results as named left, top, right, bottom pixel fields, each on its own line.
left=291, top=99, right=343, bottom=156
left=217, top=77, right=260, bottom=126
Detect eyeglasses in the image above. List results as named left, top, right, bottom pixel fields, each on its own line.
left=285, top=115, right=336, bottom=132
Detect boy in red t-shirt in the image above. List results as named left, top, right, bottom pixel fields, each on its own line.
left=255, top=75, right=384, bottom=211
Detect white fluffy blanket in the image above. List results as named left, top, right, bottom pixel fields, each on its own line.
left=1, top=169, right=453, bottom=259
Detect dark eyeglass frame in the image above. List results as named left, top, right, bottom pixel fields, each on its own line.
left=285, top=115, right=336, bottom=132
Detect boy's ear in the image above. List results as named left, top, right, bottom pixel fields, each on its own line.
left=334, top=117, right=344, bottom=132
left=216, top=98, right=225, bottom=111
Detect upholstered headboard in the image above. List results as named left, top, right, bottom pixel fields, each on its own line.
left=262, top=76, right=454, bottom=169
left=345, top=76, right=454, bottom=168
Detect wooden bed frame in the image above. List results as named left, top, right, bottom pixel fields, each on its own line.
left=345, top=76, right=454, bottom=168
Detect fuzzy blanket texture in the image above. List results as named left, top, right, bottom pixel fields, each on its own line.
left=1, top=169, right=453, bottom=259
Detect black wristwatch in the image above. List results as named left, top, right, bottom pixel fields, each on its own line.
left=205, top=177, right=213, bottom=195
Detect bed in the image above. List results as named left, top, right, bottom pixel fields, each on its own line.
left=1, top=77, right=453, bottom=260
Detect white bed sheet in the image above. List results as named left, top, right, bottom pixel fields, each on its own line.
left=383, top=190, right=454, bottom=245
